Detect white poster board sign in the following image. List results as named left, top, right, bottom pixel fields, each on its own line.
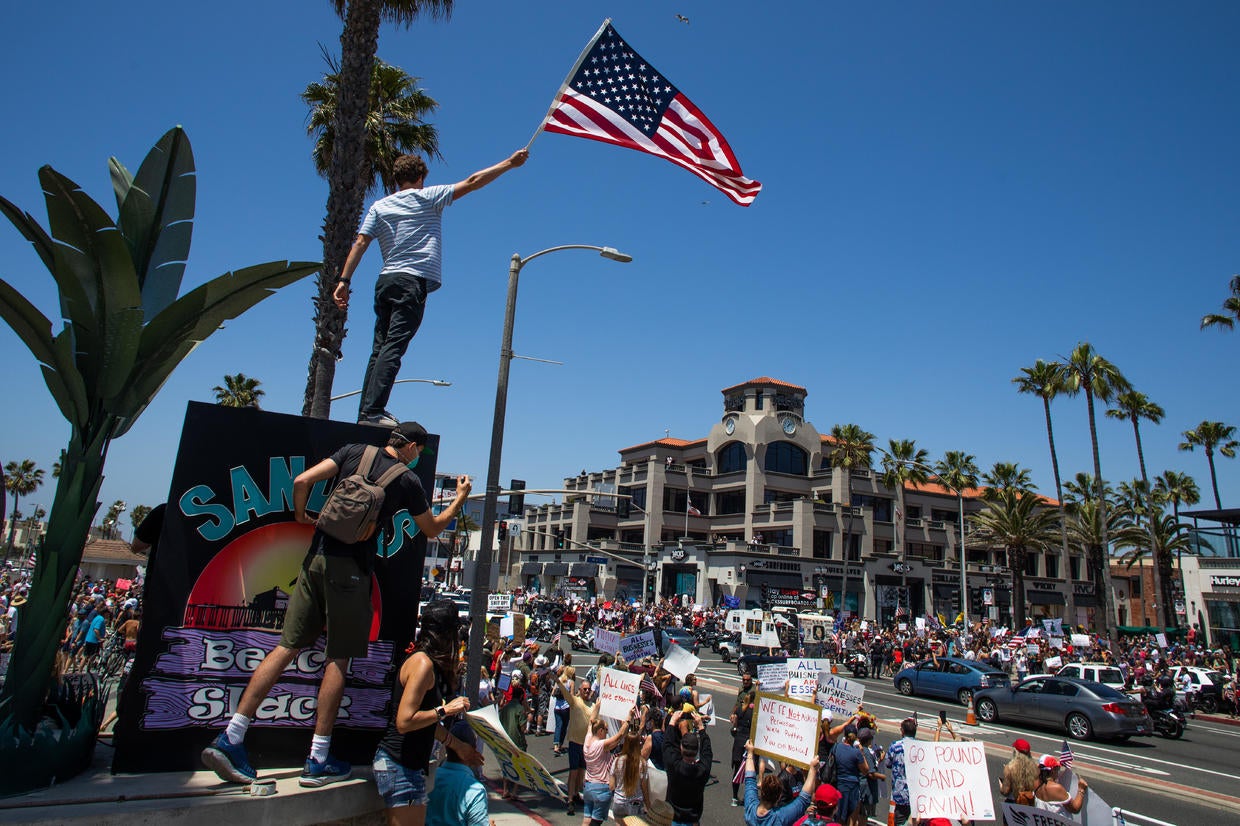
left=619, top=631, right=658, bottom=662
left=756, top=662, right=788, bottom=692
left=1002, top=803, right=1073, bottom=826
left=815, top=672, right=865, bottom=717
left=1045, top=655, right=1063, bottom=669
left=488, top=593, right=513, bottom=613
left=905, top=740, right=994, bottom=821
left=1155, top=632, right=1168, bottom=649
left=468, top=705, right=567, bottom=801
left=786, top=658, right=828, bottom=700
left=499, top=615, right=514, bottom=638
left=663, top=643, right=701, bottom=681
left=1071, top=634, right=1092, bottom=649
left=750, top=692, right=821, bottom=769
left=1026, top=644, right=1040, bottom=656
left=597, top=667, right=641, bottom=720
left=594, top=629, right=620, bottom=655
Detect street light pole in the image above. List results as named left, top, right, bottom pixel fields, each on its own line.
left=329, top=378, right=451, bottom=401
left=464, top=245, right=632, bottom=703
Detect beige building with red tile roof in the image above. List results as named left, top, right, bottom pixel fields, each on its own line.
left=508, top=377, right=1097, bottom=626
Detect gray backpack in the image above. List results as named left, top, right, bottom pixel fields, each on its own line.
left=316, top=446, right=408, bottom=543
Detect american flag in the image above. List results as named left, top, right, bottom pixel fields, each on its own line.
left=551, top=631, right=561, bottom=646
left=1059, top=739, right=1075, bottom=769
left=687, top=496, right=701, bottom=517
left=541, top=20, right=761, bottom=206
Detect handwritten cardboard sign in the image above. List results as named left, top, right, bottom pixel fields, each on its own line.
left=786, top=658, right=828, bottom=699
left=1071, top=633, right=1092, bottom=649
left=594, top=628, right=620, bottom=655
left=905, top=740, right=994, bottom=821
left=468, top=704, right=567, bottom=801
left=750, top=692, right=821, bottom=769
left=663, top=642, right=701, bottom=681
left=619, top=631, right=658, bottom=662
left=597, top=667, right=641, bottom=720
left=488, top=593, right=512, bottom=613
left=756, top=661, right=788, bottom=692
left=815, top=672, right=865, bottom=717
left=513, top=612, right=526, bottom=645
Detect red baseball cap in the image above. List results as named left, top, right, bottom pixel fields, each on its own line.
left=814, top=784, right=843, bottom=807
left=1012, top=738, right=1032, bottom=754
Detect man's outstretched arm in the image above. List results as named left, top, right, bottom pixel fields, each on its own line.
left=452, top=149, right=529, bottom=200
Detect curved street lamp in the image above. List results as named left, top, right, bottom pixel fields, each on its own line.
left=329, top=377, right=452, bottom=402
left=465, top=245, right=633, bottom=699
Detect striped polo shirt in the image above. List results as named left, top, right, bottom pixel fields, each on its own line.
left=358, top=183, right=454, bottom=291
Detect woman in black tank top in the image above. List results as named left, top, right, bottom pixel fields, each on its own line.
left=372, top=599, right=483, bottom=825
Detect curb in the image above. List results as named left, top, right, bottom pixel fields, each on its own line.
left=1192, top=712, right=1240, bottom=728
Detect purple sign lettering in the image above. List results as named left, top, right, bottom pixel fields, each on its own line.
left=139, top=677, right=390, bottom=730
left=152, top=627, right=393, bottom=685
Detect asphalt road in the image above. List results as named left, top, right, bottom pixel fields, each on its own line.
left=507, top=647, right=1240, bottom=826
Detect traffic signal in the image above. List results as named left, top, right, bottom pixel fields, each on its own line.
left=508, top=479, right=526, bottom=514
left=498, top=521, right=508, bottom=540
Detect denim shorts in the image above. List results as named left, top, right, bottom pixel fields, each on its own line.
left=372, top=746, right=428, bottom=808
left=583, top=781, right=613, bottom=821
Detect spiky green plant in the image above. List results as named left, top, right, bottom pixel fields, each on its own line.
left=0, top=127, right=318, bottom=793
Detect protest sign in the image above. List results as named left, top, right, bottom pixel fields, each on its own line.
left=489, top=593, right=512, bottom=613
left=756, top=661, right=788, bottom=692
left=750, top=692, right=821, bottom=769
left=1026, top=644, right=1040, bottom=656
left=786, top=658, right=829, bottom=700
left=1002, top=803, right=1073, bottom=826
left=1060, top=767, right=1114, bottom=825
left=1048, top=637, right=1065, bottom=650
left=468, top=704, right=567, bottom=801
left=799, top=615, right=832, bottom=647
left=905, top=740, right=994, bottom=821
left=815, top=672, right=865, bottom=717
left=497, top=660, right=514, bottom=692
left=500, top=615, right=515, bottom=638
left=487, top=616, right=502, bottom=645
left=597, top=667, right=641, bottom=720
left=513, top=612, right=526, bottom=645
left=1155, top=632, right=1168, bottom=648
left=594, top=628, right=620, bottom=655
left=699, top=694, right=716, bottom=726
left=1071, top=634, right=1092, bottom=649
left=1042, top=617, right=1064, bottom=637
left=1045, top=655, right=1063, bottom=669
left=663, top=643, right=701, bottom=681
left=619, top=631, right=658, bottom=662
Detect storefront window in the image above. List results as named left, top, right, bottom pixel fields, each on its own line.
left=813, top=530, right=831, bottom=559
left=1207, top=599, right=1240, bottom=650
left=717, top=489, right=746, bottom=514
left=853, top=494, right=892, bottom=522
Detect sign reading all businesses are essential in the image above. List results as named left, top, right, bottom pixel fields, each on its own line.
left=619, top=631, right=658, bottom=661
left=785, top=658, right=828, bottom=700
left=815, top=672, right=865, bottom=717
left=113, top=403, right=437, bottom=773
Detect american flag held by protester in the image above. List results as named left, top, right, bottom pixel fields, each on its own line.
left=537, top=20, right=762, bottom=205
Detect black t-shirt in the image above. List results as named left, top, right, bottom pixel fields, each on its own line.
left=308, top=443, right=429, bottom=561
left=134, top=504, right=166, bottom=548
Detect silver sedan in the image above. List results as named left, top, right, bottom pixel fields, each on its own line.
left=973, top=676, right=1153, bottom=741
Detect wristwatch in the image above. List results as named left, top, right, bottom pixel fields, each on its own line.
left=436, top=705, right=447, bottom=721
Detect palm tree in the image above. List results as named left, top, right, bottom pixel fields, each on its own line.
left=1063, top=472, right=1113, bottom=508
left=0, top=128, right=317, bottom=793
left=101, top=500, right=128, bottom=540
left=1106, top=390, right=1167, bottom=625
left=1058, top=342, right=1131, bottom=636
left=304, top=56, right=442, bottom=196
left=970, top=487, right=1061, bottom=630
left=4, top=460, right=45, bottom=556
left=828, top=424, right=875, bottom=616
left=1115, top=509, right=1193, bottom=627
left=1014, top=359, right=1078, bottom=625
left=213, top=373, right=265, bottom=408
left=880, top=439, right=930, bottom=613
left=1154, top=471, right=1201, bottom=528
left=1179, top=420, right=1238, bottom=509
left=933, top=450, right=980, bottom=622
left=129, top=504, right=152, bottom=536
left=1200, top=275, right=1240, bottom=332
left=982, top=462, right=1036, bottom=496
left=302, top=0, right=455, bottom=420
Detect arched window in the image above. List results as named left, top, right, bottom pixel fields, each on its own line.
left=717, top=441, right=747, bottom=474
left=765, top=442, right=808, bottom=475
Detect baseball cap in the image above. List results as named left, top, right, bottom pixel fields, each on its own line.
left=1039, top=754, right=1061, bottom=769
left=394, top=421, right=432, bottom=452
left=1012, top=738, right=1032, bottom=754
left=814, top=783, right=842, bottom=807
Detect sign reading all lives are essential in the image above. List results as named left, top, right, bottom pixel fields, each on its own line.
left=619, top=631, right=658, bottom=662
left=750, top=692, right=821, bottom=769
left=786, top=658, right=828, bottom=700
left=905, top=740, right=994, bottom=821
left=488, top=593, right=512, bottom=612
left=815, top=672, right=865, bottom=717
left=597, top=667, right=641, bottom=720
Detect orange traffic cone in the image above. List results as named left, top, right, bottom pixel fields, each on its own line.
left=887, top=797, right=897, bottom=826
left=831, top=661, right=839, bottom=675
left=965, top=695, right=978, bottom=726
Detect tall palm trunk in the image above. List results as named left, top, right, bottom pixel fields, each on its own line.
left=1205, top=448, right=1222, bottom=509
left=1085, top=387, right=1118, bottom=636
left=1010, top=545, right=1027, bottom=631
left=4, top=493, right=22, bottom=559
left=303, top=0, right=383, bottom=418
left=1130, top=417, right=1169, bottom=627
left=1041, top=395, right=1076, bottom=624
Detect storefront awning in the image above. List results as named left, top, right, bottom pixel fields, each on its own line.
left=543, top=563, right=568, bottom=576
left=520, top=562, right=542, bottom=576
left=1027, top=591, right=1066, bottom=605
left=748, top=571, right=801, bottom=589
left=568, top=562, right=599, bottom=577
left=1075, top=593, right=1100, bottom=607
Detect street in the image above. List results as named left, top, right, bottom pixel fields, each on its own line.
left=502, top=647, right=1240, bottom=826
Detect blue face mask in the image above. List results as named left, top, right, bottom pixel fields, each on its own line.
left=406, top=455, right=420, bottom=470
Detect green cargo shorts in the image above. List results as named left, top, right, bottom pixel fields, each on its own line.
left=279, top=553, right=372, bottom=659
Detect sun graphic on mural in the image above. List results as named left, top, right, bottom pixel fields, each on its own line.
left=183, top=521, right=381, bottom=640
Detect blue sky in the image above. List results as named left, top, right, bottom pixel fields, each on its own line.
left=2, top=2, right=1238, bottom=533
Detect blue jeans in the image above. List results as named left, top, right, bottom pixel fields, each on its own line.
left=359, top=272, right=427, bottom=418
left=372, top=746, right=428, bottom=808
left=554, top=706, right=569, bottom=746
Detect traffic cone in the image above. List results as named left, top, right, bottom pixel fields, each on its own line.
left=831, top=661, right=839, bottom=675
left=887, top=797, right=897, bottom=826
left=965, top=695, right=978, bottom=726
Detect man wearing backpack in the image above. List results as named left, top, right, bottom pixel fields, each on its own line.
left=202, top=421, right=470, bottom=788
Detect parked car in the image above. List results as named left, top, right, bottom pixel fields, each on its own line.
left=974, top=676, right=1153, bottom=741
left=1170, top=665, right=1226, bottom=713
left=737, top=646, right=786, bottom=677
left=718, top=635, right=742, bottom=662
left=893, top=656, right=1010, bottom=704
left=1056, top=662, right=1127, bottom=693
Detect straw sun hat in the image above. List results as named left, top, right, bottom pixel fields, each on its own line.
left=620, top=799, right=674, bottom=826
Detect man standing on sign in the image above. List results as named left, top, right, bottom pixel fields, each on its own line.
left=333, top=149, right=529, bottom=427
left=201, top=421, right=471, bottom=788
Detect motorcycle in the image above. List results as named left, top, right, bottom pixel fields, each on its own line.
left=844, top=651, right=869, bottom=679
left=1143, top=694, right=1187, bottom=739
left=565, top=626, right=597, bottom=652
